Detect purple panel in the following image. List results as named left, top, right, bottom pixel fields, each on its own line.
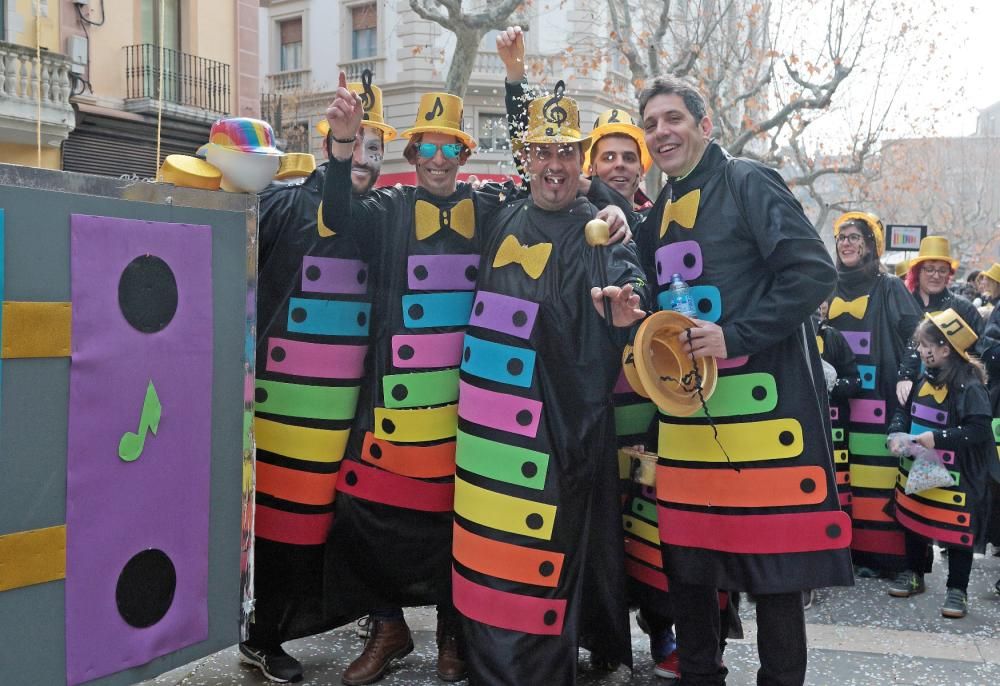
left=301, top=256, right=368, bottom=295
left=469, top=290, right=539, bottom=340
left=407, top=253, right=479, bottom=291
left=654, top=240, right=702, bottom=285
left=841, top=331, right=871, bottom=357
left=66, top=215, right=213, bottom=685
left=911, top=402, right=948, bottom=426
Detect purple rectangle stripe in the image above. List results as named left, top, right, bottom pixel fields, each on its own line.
left=841, top=331, right=871, bottom=357
left=301, top=256, right=369, bottom=295
left=469, top=291, right=538, bottom=340
left=408, top=254, right=479, bottom=291
left=654, top=240, right=703, bottom=285
left=911, top=402, right=948, bottom=426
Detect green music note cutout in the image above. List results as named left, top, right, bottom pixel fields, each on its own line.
left=118, top=380, right=162, bottom=462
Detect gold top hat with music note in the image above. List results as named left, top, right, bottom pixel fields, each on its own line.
left=909, top=235, right=959, bottom=271
left=317, top=70, right=398, bottom=141
left=583, top=107, right=652, bottom=172
left=400, top=92, right=476, bottom=150
left=925, top=308, right=978, bottom=361
left=521, top=81, right=591, bottom=153
left=834, top=211, right=885, bottom=257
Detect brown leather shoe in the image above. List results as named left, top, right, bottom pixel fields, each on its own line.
left=436, top=620, right=467, bottom=682
left=341, top=618, right=414, bottom=686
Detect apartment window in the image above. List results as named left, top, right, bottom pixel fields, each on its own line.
left=478, top=113, right=510, bottom=152
left=279, top=17, right=303, bottom=72
left=351, top=4, right=377, bottom=60
left=140, top=0, right=180, bottom=51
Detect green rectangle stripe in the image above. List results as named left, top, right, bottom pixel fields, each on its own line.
left=992, top=417, right=1000, bottom=442
left=615, top=402, right=657, bottom=437
left=382, top=368, right=460, bottom=408
left=691, top=372, right=777, bottom=418
left=832, top=428, right=845, bottom=442
left=900, top=456, right=959, bottom=486
left=630, top=497, right=658, bottom=524
left=456, top=429, right=549, bottom=490
left=849, top=431, right=893, bottom=457
left=255, top=379, right=360, bottom=420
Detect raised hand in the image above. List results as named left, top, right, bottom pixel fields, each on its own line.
left=591, top=283, right=644, bottom=327
left=496, top=26, right=526, bottom=82
left=325, top=71, right=364, bottom=150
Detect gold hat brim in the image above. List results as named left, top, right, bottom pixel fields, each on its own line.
left=982, top=263, right=1000, bottom=285
left=521, top=128, right=591, bottom=152
left=583, top=123, right=652, bottom=173
left=632, top=310, right=718, bottom=416
left=316, top=118, right=398, bottom=142
left=908, top=255, right=959, bottom=271
left=400, top=125, right=476, bottom=150
left=924, top=310, right=977, bottom=361
left=621, top=345, right=651, bottom=399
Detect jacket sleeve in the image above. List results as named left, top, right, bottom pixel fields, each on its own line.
left=932, top=383, right=993, bottom=451
left=887, top=383, right=914, bottom=435
left=319, top=157, right=395, bottom=261
left=828, top=328, right=861, bottom=402
left=720, top=161, right=838, bottom=358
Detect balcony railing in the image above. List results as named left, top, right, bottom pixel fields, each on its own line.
left=338, top=58, right=378, bottom=82
left=124, top=43, right=230, bottom=115
left=267, top=69, right=311, bottom=93
left=0, top=41, right=75, bottom=143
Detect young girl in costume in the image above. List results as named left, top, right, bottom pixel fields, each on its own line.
left=885, top=309, right=993, bottom=618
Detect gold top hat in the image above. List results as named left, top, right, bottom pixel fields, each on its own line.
left=925, top=308, right=978, bottom=361
left=981, top=262, right=1000, bottom=285
left=894, top=259, right=910, bottom=278
left=834, top=211, right=885, bottom=257
left=909, top=235, right=958, bottom=271
left=275, top=152, right=316, bottom=180
left=400, top=92, right=476, bottom=149
left=583, top=107, right=652, bottom=172
left=521, top=81, right=591, bottom=154
left=621, top=344, right=650, bottom=399
left=158, top=154, right=222, bottom=190
left=317, top=70, right=398, bottom=141
left=631, top=310, right=718, bottom=416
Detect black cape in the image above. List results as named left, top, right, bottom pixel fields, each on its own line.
left=635, top=141, right=853, bottom=593
left=817, top=318, right=861, bottom=515
left=453, top=195, right=647, bottom=685
left=251, top=165, right=371, bottom=643
left=829, top=271, right=921, bottom=573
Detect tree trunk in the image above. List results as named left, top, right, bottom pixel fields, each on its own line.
left=446, top=26, right=483, bottom=99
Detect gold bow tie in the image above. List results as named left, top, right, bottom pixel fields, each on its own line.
left=659, top=189, right=700, bottom=238
left=492, top=234, right=552, bottom=279
left=829, top=295, right=869, bottom=320
left=816, top=335, right=824, bottom=355
left=415, top=198, right=475, bottom=241
left=317, top=202, right=335, bottom=237
left=917, top=382, right=948, bottom=404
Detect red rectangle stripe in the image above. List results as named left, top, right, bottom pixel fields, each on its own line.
left=850, top=528, right=905, bottom=556
left=338, top=461, right=454, bottom=512
left=895, top=508, right=971, bottom=548
left=625, top=558, right=668, bottom=592
left=452, top=568, right=566, bottom=635
left=658, top=507, right=851, bottom=554
left=255, top=504, right=333, bottom=545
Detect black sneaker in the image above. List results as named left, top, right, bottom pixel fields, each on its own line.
left=239, top=642, right=304, bottom=683
left=940, top=588, right=967, bottom=619
left=802, top=589, right=814, bottom=610
left=887, top=570, right=925, bottom=598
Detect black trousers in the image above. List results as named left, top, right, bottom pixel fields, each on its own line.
left=904, top=531, right=973, bottom=592
left=671, top=581, right=806, bottom=686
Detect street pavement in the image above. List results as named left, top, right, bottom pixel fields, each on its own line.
left=147, top=547, right=1000, bottom=685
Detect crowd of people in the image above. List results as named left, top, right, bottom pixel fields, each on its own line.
left=240, top=25, right=1000, bottom=686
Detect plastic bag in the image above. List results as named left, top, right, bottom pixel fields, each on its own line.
left=888, top=433, right=956, bottom=494
left=820, top=359, right=837, bottom=393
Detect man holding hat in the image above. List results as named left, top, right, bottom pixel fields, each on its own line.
left=632, top=75, right=852, bottom=686
left=898, top=235, right=992, bottom=395
left=237, top=73, right=396, bottom=683
left=447, top=80, right=648, bottom=685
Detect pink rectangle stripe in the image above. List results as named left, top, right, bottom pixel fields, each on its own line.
left=848, top=398, right=887, bottom=424
left=830, top=407, right=839, bottom=421
left=266, top=337, right=367, bottom=379
left=407, top=254, right=479, bottom=290
left=469, top=290, right=539, bottom=339
left=658, top=507, right=852, bottom=554
left=452, top=568, right=566, bottom=635
left=936, top=449, right=954, bottom=465
left=717, top=355, right=749, bottom=370
left=911, top=402, right=948, bottom=426
left=458, top=380, right=542, bottom=438
left=301, top=256, right=369, bottom=294
left=895, top=508, right=971, bottom=548
left=392, top=332, right=464, bottom=369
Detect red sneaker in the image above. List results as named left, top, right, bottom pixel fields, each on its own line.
left=654, top=650, right=680, bottom=679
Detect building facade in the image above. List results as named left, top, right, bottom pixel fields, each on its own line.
left=1, top=0, right=260, bottom=177
left=258, top=0, right=637, bottom=183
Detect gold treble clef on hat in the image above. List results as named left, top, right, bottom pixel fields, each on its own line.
left=543, top=80, right=567, bottom=135
left=360, top=69, right=375, bottom=119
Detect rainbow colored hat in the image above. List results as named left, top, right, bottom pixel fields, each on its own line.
left=206, top=117, right=282, bottom=156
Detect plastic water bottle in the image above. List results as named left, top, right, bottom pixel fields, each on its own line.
left=668, top=273, right=696, bottom=317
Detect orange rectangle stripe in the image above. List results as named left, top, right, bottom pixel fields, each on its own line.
left=850, top=496, right=893, bottom=523
left=453, top=523, right=564, bottom=588
left=657, top=464, right=828, bottom=508
left=836, top=470, right=850, bottom=486
left=624, top=537, right=663, bottom=569
left=256, top=461, right=338, bottom=507
left=896, top=492, right=968, bottom=528
left=0, top=525, right=66, bottom=591
left=361, top=432, right=456, bottom=479
left=1, top=302, right=71, bottom=358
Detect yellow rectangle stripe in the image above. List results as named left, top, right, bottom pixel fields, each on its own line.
left=898, top=475, right=966, bottom=507
left=658, top=418, right=803, bottom=462
left=454, top=477, right=556, bottom=541
left=623, top=514, right=659, bottom=545
left=374, top=404, right=458, bottom=443
left=833, top=450, right=848, bottom=464
left=1, top=302, right=71, bottom=358
left=850, top=463, right=897, bottom=490
left=0, top=525, right=66, bottom=591
left=254, top=416, right=348, bottom=463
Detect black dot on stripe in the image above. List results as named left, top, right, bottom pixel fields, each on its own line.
left=305, top=265, right=321, bottom=281
left=539, top=561, right=555, bottom=577
left=408, top=304, right=424, bottom=320
left=398, top=345, right=415, bottom=360
left=516, top=410, right=533, bottom=426
left=521, top=462, right=538, bottom=478
left=271, top=346, right=286, bottom=362
left=291, top=307, right=307, bottom=323
left=370, top=444, right=382, bottom=459
left=345, top=470, right=358, bottom=486
left=800, top=478, right=816, bottom=493
left=543, top=610, right=557, bottom=625
left=778, top=431, right=795, bottom=446
left=825, top=524, right=841, bottom=538
left=507, top=358, right=524, bottom=376
left=255, top=388, right=268, bottom=404
left=512, top=310, right=528, bottom=327
left=391, top=384, right=408, bottom=401
left=414, top=265, right=429, bottom=280
left=751, top=385, right=767, bottom=401
left=382, top=419, right=396, bottom=434
left=526, top=513, right=543, bottom=529
left=474, top=302, right=485, bottom=316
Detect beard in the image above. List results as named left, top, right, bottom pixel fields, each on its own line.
left=350, top=162, right=381, bottom=195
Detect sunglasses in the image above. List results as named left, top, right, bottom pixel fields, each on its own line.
left=416, top=142, right=464, bottom=159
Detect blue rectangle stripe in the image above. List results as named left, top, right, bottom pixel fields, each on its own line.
left=286, top=297, right=371, bottom=336
left=402, top=292, right=474, bottom=329
left=858, top=364, right=877, bottom=390
left=461, top=334, right=536, bottom=388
